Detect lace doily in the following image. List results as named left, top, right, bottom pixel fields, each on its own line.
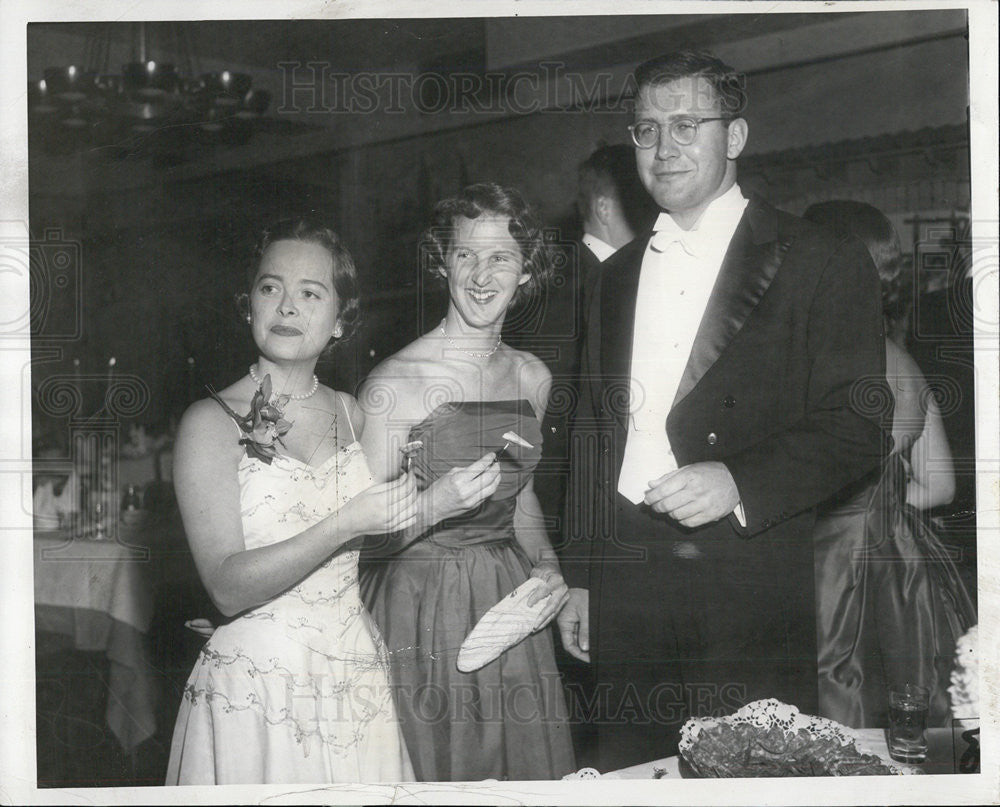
left=679, top=698, right=859, bottom=754
left=679, top=699, right=914, bottom=776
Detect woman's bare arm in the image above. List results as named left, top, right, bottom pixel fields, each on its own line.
left=176, top=399, right=417, bottom=616
left=886, top=340, right=956, bottom=511
left=907, top=393, right=956, bottom=510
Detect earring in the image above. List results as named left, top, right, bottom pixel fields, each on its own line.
left=246, top=314, right=252, bottom=324
left=333, top=325, right=344, bottom=339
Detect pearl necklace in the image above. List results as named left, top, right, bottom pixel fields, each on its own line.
left=249, top=364, right=319, bottom=400
left=439, top=320, right=502, bottom=359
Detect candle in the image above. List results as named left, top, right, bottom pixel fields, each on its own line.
left=71, top=358, right=82, bottom=419
left=106, top=357, right=116, bottom=416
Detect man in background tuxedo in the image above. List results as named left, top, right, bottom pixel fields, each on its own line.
left=508, top=145, right=651, bottom=539
left=532, top=145, right=653, bottom=765
left=557, top=50, right=890, bottom=770
left=576, top=144, right=653, bottom=313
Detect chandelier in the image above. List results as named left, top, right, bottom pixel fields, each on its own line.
left=28, top=23, right=271, bottom=160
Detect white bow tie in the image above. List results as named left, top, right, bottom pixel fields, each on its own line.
left=649, top=223, right=701, bottom=256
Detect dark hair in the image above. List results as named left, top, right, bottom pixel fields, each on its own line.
left=802, top=200, right=903, bottom=319
left=633, top=50, right=747, bottom=117
left=578, top=144, right=656, bottom=234
left=421, top=183, right=552, bottom=307
left=239, top=217, right=362, bottom=344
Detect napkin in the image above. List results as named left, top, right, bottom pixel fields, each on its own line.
left=457, top=577, right=550, bottom=672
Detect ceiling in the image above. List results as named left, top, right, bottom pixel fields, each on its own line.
left=27, top=14, right=842, bottom=82
left=27, top=19, right=489, bottom=75
left=25, top=11, right=966, bottom=190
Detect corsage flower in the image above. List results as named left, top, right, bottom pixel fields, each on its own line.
left=208, top=373, right=292, bottom=464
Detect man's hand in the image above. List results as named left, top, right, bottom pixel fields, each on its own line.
left=556, top=588, right=590, bottom=663
left=644, top=461, right=740, bottom=528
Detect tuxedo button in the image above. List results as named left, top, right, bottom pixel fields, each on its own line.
left=723, top=396, right=736, bottom=408
left=761, top=519, right=772, bottom=529
left=706, top=432, right=718, bottom=445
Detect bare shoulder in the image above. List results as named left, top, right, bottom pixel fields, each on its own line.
left=332, top=388, right=359, bottom=411
left=886, top=339, right=927, bottom=389
left=358, top=355, right=422, bottom=409
left=176, top=396, right=243, bottom=460
left=357, top=346, right=444, bottom=423
left=506, top=347, right=551, bottom=415
left=509, top=347, right=551, bottom=386
left=330, top=388, right=365, bottom=435
left=885, top=339, right=928, bottom=416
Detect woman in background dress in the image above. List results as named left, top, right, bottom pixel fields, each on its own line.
left=804, top=200, right=976, bottom=728
left=358, top=183, right=576, bottom=781
left=166, top=219, right=416, bottom=784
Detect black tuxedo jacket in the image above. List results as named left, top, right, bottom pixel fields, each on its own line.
left=564, top=195, right=889, bottom=585
left=504, top=238, right=603, bottom=538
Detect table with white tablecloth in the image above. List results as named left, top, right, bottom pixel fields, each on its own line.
left=34, top=530, right=158, bottom=753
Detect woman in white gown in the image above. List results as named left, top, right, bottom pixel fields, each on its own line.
left=166, top=219, right=417, bottom=784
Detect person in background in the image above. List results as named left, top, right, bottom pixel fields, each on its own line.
left=576, top=143, right=653, bottom=294
left=32, top=435, right=77, bottom=531
left=544, top=144, right=656, bottom=767
left=906, top=221, right=977, bottom=586
left=804, top=200, right=976, bottom=728
left=510, top=144, right=653, bottom=546
left=358, top=183, right=575, bottom=781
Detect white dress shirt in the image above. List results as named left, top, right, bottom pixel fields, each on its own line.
left=582, top=232, right=617, bottom=263
left=617, top=183, right=749, bottom=517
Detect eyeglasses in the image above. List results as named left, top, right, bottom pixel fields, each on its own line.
left=628, top=117, right=734, bottom=148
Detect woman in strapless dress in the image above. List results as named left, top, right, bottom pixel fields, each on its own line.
left=804, top=201, right=976, bottom=728
left=358, top=184, right=576, bottom=781
left=166, top=219, right=417, bottom=785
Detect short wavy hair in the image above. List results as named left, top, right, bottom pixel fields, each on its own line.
left=578, top=144, right=656, bottom=234
left=421, top=183, right=553, bottom=308
left=803, top=200, right=903, bottom=321
left=239, top=217, right=362, bottom=344
left=633, top=50, right=747, bottom=118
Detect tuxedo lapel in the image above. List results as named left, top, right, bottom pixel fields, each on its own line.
left=673, top=198, right=789, bottom=407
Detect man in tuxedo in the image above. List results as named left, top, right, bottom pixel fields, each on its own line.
left=556, top=50, right=889, bottom=770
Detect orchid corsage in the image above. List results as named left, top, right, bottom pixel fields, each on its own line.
left=208, top=373, right=292, bottom=464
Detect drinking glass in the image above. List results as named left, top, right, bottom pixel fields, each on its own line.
left=888, top=683, right=929, bottom=763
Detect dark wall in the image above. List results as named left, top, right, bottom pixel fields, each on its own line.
left=29, top=22, right=971, bottom=441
